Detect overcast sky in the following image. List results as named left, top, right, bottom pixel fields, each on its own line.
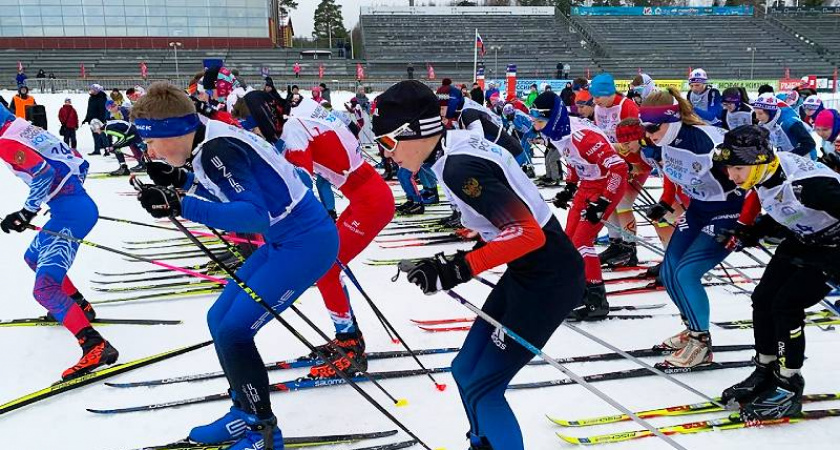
left=290, top=0, right=406, bottom=38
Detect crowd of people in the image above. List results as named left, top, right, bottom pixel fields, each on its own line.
left=0, top=65, right=839, bottom=450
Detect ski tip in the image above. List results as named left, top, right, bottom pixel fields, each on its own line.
left=392, top=339, right=401, bottom=344
left=435, top=383, right=447, bottom=392
left=545, top=414, right=573, bottom=427
left=556, top=432, right=585, bottom=445
left=395, top=398, right=409, bottom=407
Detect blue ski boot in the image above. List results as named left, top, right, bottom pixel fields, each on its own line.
left=467, top=432, right=493, bottom=449
left=189, top=394, right=250, bottom=444
left=227, top=414, right=284, bottom=450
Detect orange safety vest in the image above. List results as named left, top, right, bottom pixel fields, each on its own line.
left=12, top=95, right=35, bottom=119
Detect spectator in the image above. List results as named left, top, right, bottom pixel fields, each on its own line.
left=36, top=69, right=46, bottom=92
left=344, top=41, right=352, bottom=59
left=82, top=83, right=109, bottom=155
left=311, top=86, right=324, bottom=104
left=524, top=83, right=538, bottom=107
left=58, top=97, right=79, bottom=149
left=355, top=86, right=370, bottom=113
left=48, top=72, right=56, bottom=94
left=15, top=69, right=27, bottom=88
left=106, top=99, right=130, bottom=121
left=556, top=62, right=563, bottom=79
left=406, top=62, right=415, bottom=80
left=460, top=84, right=469, bottom=99
left=111, top=88, right=126, bottom=106
left=293, top=62, right=301, bottom=78
left=291, top=85, right=300, bottom=96
left=319, top=83, right=331, bottom=103
left=563, top=63, right=570, bottom=79
left=10, top=85, right=35, bottom=119
left=560, top=82, right=574, bottom=106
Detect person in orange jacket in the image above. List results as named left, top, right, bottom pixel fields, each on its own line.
left=10, top=85, right=36, bottom=120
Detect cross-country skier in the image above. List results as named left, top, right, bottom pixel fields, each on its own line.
left=752, top=93, right=816, bottom=159
left=376, top=80, right=585, bottom=450
left=0, top=105, right=117, bottom=380
left=799, top=95, right=824, bottom=128
left=715, top=124, right=840, bottom=420
left=640, top=87, right=743, bottom=368
left=104, top=120, right=147, bottom=176
left=686, top=69, right=723, bottom=126
left=534, top=91, right=628, bottom=320
left=720, top=87, right=755, bottom=130
left=589, top=73, right=640, bottom=267
left=276, top=95, right=396, bottom=378
left=132, top=82, right=338, bottom=450
left=814, top=109, right=840, bottom=171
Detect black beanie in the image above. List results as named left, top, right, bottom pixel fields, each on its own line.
left=532, top=91, right=558, bottom=117
left=715, top=125, right=773, bottom=166
left=372, top=80, right=443, bottom=140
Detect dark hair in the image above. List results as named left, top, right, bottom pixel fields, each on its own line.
left=291, top=85, right=299, bottom=90
left=319, top=83, right=327, bottom=89
left=757, top=84, right=774, bottom=95
left=722, top=87, right=742, bottom=102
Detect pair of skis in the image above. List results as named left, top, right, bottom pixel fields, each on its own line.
left=134, top=430, right=416, bottom=450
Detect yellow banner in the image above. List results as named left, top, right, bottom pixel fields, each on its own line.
left=614, top=79, right=685, bottom=93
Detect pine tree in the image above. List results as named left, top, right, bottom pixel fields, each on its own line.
left=313, top=0, right=348, bottom=46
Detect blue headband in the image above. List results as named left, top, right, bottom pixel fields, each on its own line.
left=135, top=114, right=201, bottom=139
left=239, top=115, right=258, bottom=131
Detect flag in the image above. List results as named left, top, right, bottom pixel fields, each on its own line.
left=80, top=63, right=86, bottom=79
left=356, top=63, right=365, bottom=80
left=17, top=61, right=23, bottom=72
left=318, top=64, right=325, bottom=79
left=476, top=31, right=486, bottom=57
left=140, top=61, right=148, bottom=78
left=427, top=64, right=435, bottom=80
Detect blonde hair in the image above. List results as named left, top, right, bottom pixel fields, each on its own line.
left=642, top=87, right=705, bottom=126
left=131, top=82, right=196, bottom=121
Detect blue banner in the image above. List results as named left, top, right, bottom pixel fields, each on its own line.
left=488, top=79, right=572, bottom=97
left=571, top=6, right=753, bottom=16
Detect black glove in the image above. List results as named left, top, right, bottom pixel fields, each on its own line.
left=400, top=251, right=472, bottom=294
left=192, top=97, right=216, bottom=117
left=583, top=196, right=611, bottom=224
left=819, top=152, right=840, bottom=173
left=146, top=161, right=188, bottom=188
left=552, top=183, right=578, bottom=209
left=645, top=200, right=675, bottom=221
left=0, top=209, right=36, bottom=233
left=715, top=222, right=761, bottom=252
left=138, top=185, right=182, bottom=218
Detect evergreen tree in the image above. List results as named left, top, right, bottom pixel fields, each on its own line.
left=313, top=0, right=348, bottom=46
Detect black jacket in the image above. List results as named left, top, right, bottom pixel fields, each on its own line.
left=83, top=91, right=108, bottom=123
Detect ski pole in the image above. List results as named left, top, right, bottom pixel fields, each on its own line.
left=25, top=225, right=227, bottom=286
left=471, top=275, right=729, bottom=409
left=196, top=225, right=414, bottom=405
left=98, top=215, right=265, bottom=246
left=338, top=261, right=448, bottom=391
left=167, top=217, right=435, bottom=450
left=395, top=272, right=687, bottom=450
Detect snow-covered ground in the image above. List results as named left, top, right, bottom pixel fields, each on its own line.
left=1, top=93, right=840, bottom=450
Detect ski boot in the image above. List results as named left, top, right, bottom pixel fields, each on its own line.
left=741, top=370, right=804, bottom=421
left=46, top=292, right=96, bottom=322
left=659, top=331, right=713, bottom=368
left=109, top=165, right=130, bottom=176
left=645, top=262, right=662, bottom=285
left=521, top=163, right=536, bottom=178
left=226, top=414, right=284, bottom=450
left=129, top=163, right=147, bottom=173
left=421, top=188, right=440, bottom=205
left=467, top=432, right=493, bottom=450
left=598, top=238, right=625, bottom=265
left=601, top=241, right=638, bottom=267
left=437, top=210, right=462, bottom=228
left=397, top=201, right=425, bottom=216
left=536, top=176, right=560, bottom=187
left=568, top=283, right=609, bottom=321
left=656, top=317, right=691, bottom=350
left=61, top=328, right=119, bottom=380
left=721, top=357, right=778, bottom=408
left=308, top=330, right=367, bottom=379
left=189, top=395, right=250, bottom=444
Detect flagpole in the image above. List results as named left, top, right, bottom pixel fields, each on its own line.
left=473, top=28, right=478, bottom=83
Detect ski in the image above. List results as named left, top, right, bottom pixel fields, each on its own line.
left=507, top=360, right=754, bottom=390
left=0, top=341, right=212, bottom=416
left=88, top=367, right=454, bottom=414
left=107, top=347, right=461, bottom=388
left=95, top=262, right=213, bottom=277
left=132, top=429, right=399, bottom=450
left=92, top=271, right=213, bottom=285
left=557, top=409, right=840, bottom=445
left=410, top=305, right=666, bottom=326
left=90, top=286, right=224, bottom=305
left=91, top=280, right=222, bottom=294
left=350, top=440, right=417, bottom=450
left=0, top=317, right=182, bottom=327
left=548, top=393, right=840, bottom=427
left=715, top=315, right=840, bottom=330
left=378, top=236, right=471, bottom=249
left=417, top=315, right=677, bottom=332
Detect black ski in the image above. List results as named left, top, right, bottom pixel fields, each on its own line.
left=131, top=429, right=399, bottom=450
left=0, top=317, right=182, bottom=327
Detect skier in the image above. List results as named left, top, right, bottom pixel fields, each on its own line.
left=719, top=87, right=755, bottom=130
left=281, top=96, right=396, bottom=378
left=814, top=109, right=840, bottom=172
left=799, top=95, right=824, bottom=128
left=686, top=69, right=722, bottom=126
left=752, top=93, right=816, bottom=160
left=589, top=73, right=640, bottom=267
left=639, top=87, right=743, bottom=368
left=715, top=124, right=840, bottom=420
left=375, top=80, right=585, bottom=450
left=534, top=91, right=628, bottom=320
left=629, top=73, right=657, bottom=102
left=103, top=120, right=147, bottom=176
left=133, top=82, right=338, bottom=450
left=0, top=105, right=117, bottom=380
